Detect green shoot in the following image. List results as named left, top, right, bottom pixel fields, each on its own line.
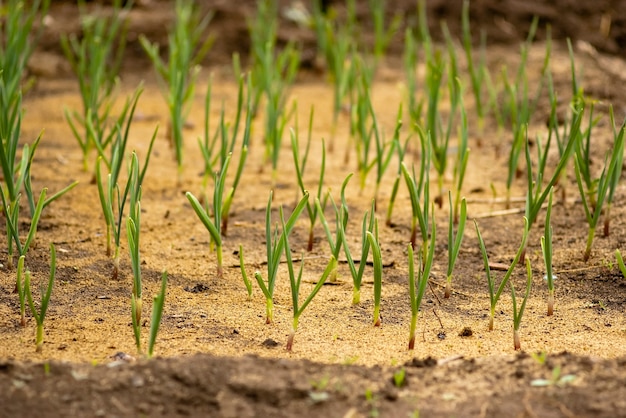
left=312, top=2, right=356, bottom=151
left=461, top=0, right=487, bottom=136
left=531, top=366, right=577, bottom=387
left=603, top=106, right=625, bottom=237
left=0, top=0, right=49, bottom=162
left=315, top=192, right=343, bottom=282
left=423, top=49, right=449, bottom=200
left=283, top=207, right=337, bottom=351
left=0, top=0, right=76, bottom=268
left=401, top=159, right=430, bottom=252
left=350, top=65, right=379, bottom=192
left=248, top=0, right=300, bottom=183
left=16, top=256, right=26, bottom=326
left=140, top=0, right=213, bottom=179
left=60, top=0, right=131, bottom=172
left=238, top=245, right=253, bottom=299
left=502, top=18, right=549, bottom=207
left=148, top=271, right=168, bottom=359
left=615, top=250, right=626, bottom=278
left=574, top=107, right=624, bottom=261
left=93, top=85, right=146, bottom=257
left=127, top=152, right=144, bottom=354
left=96, top=124, right=157, bottom=278
left=370, top=102, right=401, bottom=206
left=475, top=217, right=529, bottom=331
left=252, top=191, right=309, bottom=324
left=445, top=192, right=466, bottom=298
left=368, top=0, right=402, bottom=62
left=511, top=258, right=533, bottom=350
left=385, top=136, right=410, bottom=227
left=453, top=78, right=470, bottom=224
left=366, top=220, right=382, bottom=327
left=197, top=72, right=252, bottom=236
left=185, top=153, right=232, bottom=279
left=408, top=219, right=436, bottom=349
left=523, top=96, right=584, bottom=254
left=291, top=127, right=326, bottom=251
left=403, top=28, right=423, bottom=132
left=541, top=187, right=555, bottom=316
left=1, top=181, right=45, bottom=268
left=23, top=243, right=56, bottom=353
left=483, top=65, right=505, bottom=154
left=574, top=102, right=602, bottom=211
left=1, top=146, right=77, bottom=268
left=337, top=175, right=376, bottom=304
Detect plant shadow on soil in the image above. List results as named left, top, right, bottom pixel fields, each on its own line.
left=2, top=1, right=626, bottom=417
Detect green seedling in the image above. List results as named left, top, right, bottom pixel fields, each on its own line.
left=61, top=0, right=131, bottom=172
left=126, top=152, right=145, bottom=353
left=315, top=192, right=343, bottom=282
left=502, top=19, right=550, bottom=208
left=366, top=220, right=383, bottom=327
left=445, top=193, right=466, bottom=298
left=283, top=205, right=337, bottom=350
left=603, top=106, right=625, bottom=237
left=93, top=86, right=145, bottom=257
left=186, top=153, right=232, bottom=279
left=291, top=122, right=326, bottom=251
left=531, top=366, right=576, bottom=387
left=401, top=159, right=430, bottom=252
left=392, top=368, right=407, bottom=388
left=403, top=28, right=423, bottom=133
left=530, top=351, right=548, bottom=365
left=575, top=108, right=625, bottom=261
left=197, top=71, right=252, bottom=236
left=198, top=72, right=239, bottom=190
left=511, top=258, right=533, bottom=350
left=475, top=217, right=529, bottom=330
left=461, top=0, right=487, bottom=137
left=370, top=102, right=401, bottom=206
left=247, top=0, right=279, bottom=114
left=252, top=191, right=309, bottom=324
left=452, top=79, right=470, bottom=224
left=248, top=0, right=300, bottom=183
left=0, top=0, right=49, bottom=129
left=423, top=49, right=453, bottom=201
left=483, top=65, right=505, bottom=154
left=96, top=125, right=156, bottom=278
left=312, top=2, right=356, bottom=151
left=1, top=144, right=77, bottom=269
left=148, top=271, right=168, bottom=358
left=1, top=181, right=45, bottom=268
left=541, top=187, right=555, bottom=316
left=337, top=175, right=376, bottom=304
left=385, top=136, right=410, bottom=227
left=546, top=71, right=570, bottom=204
left=615, top=250, right=626, bottom=278
left=15, top=256, right=27, bottom=326
left=23, top=243, right=56, bottom=353
left=408, top=220, right=436, bottom=349
left=573, top=101, right=602, bottom=210
left=350, top=65, right=389, bottom=195
left=140, top=0, right=213, bottom=179
left=522, top=96, right=584, bottom=261
left=368, top=0, right=402, bottom=62
left=1, top=0, right=77, bottom=268
left=238, top=245, right=253, bottom=299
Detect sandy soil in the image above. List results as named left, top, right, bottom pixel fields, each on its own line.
left=2, top=1, right=626, bottom=417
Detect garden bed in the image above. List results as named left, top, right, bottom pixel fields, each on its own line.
left=1, top=1, right=626, bottom=416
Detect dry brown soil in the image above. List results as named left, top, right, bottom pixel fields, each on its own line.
left=2, top=1, right=626, bottom=417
